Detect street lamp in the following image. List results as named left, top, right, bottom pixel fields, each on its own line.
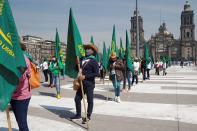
left=136, top=0, right=140, bottom=58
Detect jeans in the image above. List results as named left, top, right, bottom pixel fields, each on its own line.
left=10, top=98, right=31, bottom=131
left=74, top=83, right=94, bottom=118
left=126, top=72, right=131, bottom=89
left=111, top=74, right=121, bottom=97
left=53, top=75, right=60, bottom=94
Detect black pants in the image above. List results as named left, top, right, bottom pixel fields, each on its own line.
left=43, top=69, right=48, bottom=82
left=75, top=83, right=94, bottom=118
left=132, top=75, right=138, bottom=85
left=10, top=98, right=31, bottom=131
left=48, top=71, right=53, bottom=85
left=142, top=68, right=146, bottom=80
left=147, top=69, right=150, bottom=79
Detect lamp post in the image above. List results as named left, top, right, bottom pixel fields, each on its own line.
left=136, top=0, right=140, bottom=58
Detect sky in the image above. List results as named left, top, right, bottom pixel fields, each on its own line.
left=9, top=0, right=197, bottom=49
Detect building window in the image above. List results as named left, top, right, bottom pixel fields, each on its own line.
left=187, top=32, right=190, bottom=38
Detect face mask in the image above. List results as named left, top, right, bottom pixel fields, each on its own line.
left=86, top=49, right=93, bottom=56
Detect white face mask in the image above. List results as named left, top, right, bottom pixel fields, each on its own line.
left=86, top=49, right=94, bottom=56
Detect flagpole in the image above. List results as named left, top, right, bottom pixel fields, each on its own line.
left=6, top=107, right=12, bottom=131
left=136, top=0, right=140, bottom=58
left=77, top=57, right=89, bottom=129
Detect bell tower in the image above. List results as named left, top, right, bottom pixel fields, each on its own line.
left=180, top=1, right=195, bottom=60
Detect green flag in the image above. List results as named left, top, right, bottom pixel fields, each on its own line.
left=65, top=8, right=85, bottom=79
left=90, top=36, right=94, bottom=45
left=106, top=46, right=111, bottom=70
left=102, top=42, right=107, bottom=71
left=119, top=38, right=125, bottom=59
left=111, top=25, right=119, bottom=57
left=144, top=42, right=150, bottom=66
left=55, top=28, right=61, bottom=60
left=126, top=30, right=133, bottom=71
left=0, top=0, right=26, bottom=111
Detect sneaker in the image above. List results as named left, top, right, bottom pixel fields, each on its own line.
left=114, top=96, right=117, bottom=102
left=116, top=97, right=121, bottom=103
left=56, top=94, right=61, bottom=99
left=82, top=117, right=90, bottom=124
left=127, top=89, right=132, bottom=93
left=70, top=115, right=81, bottom=120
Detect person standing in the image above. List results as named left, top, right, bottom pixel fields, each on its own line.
left=49, top=57, right=63, bottom=99
left=10, top=43, right=32, bottom=131
left=48, top=58, right=53, bottom=87
left=141, top=58, right=146, bottom=80
left=132, top=58, right=140, bottom=85
left=70, top=44, right=99, bottom=123
left=146, top=59, right=152, bottom=79
left=109, top=52, right=124, bottom=103
left=42, top=58, right=49, bottom=83
left=163, top=61, right=167, bottom=76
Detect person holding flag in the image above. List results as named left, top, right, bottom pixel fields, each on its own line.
left=72, top=44, right=99, bottom=122
left=65, top=8, right=99, bottom=127
left=109, top=52, right=124, bottom=103
left=10, top=43, right=32, bottom=131
left=0, top=0, right=31, bottom=130
left=49, top=56, right=63, bottom=99
left=49, top=29, right=63, bottom=99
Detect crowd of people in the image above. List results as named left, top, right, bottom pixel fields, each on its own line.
left=10, top=42, right=171, bottom=130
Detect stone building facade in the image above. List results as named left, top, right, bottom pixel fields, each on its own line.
left=148, top=1, right=196, bottom=62
left=22, top=35, right=66, bottom=63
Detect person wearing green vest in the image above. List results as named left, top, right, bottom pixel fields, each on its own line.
left=49, top=57, right=63, bottom=99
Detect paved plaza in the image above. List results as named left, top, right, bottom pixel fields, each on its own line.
left=1, top=66, right=197, bottom=131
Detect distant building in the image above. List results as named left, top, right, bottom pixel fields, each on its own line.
left=22, top=35, right=43, bottom=62
left=149, top=1, right=196, bottom=62
left=22, top=35, right=66, bottom=63
left=149, top=23, right=175, bottom=61
left=180, top=1, right=196, bottom=61
left=130, top=10, right=145, bottom=57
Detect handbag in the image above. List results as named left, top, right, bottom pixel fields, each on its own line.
left=29, top=62, right=41, bottom=89
left=73, top=79, right=80, bottom=91
left=72, top=60, right=89, bottom=91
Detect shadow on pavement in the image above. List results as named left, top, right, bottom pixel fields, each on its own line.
left=94, top=93, right=114, bottom=101
left=41, top=83, right=50, bottom=87
left=41, top=105, right=87, bottom=130
left=0, top=127, right=19, bottom=131
left=39, top=91, right=56, bottom=98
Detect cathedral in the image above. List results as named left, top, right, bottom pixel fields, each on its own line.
left=131, top=1, right=197, bottom=62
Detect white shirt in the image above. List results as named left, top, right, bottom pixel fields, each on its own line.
left=133, top=61, right=140, bottom=71
left=42, top=61, right=48, bottom=70
left=147, top=62, right=152, bottom=69
left=163, top=62, right=167, bottom=69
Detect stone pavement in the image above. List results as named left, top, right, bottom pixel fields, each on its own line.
left=1, top=66, right=197, bottom=131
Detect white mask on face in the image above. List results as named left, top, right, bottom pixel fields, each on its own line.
left=86, top=49, right=94, bottom=56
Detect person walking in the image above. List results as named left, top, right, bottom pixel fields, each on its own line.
left=109, top=52, right=124, bottom=103
left=10, top=43, right=32, bottom=131
left=70, top=44, right=99, bottom=123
